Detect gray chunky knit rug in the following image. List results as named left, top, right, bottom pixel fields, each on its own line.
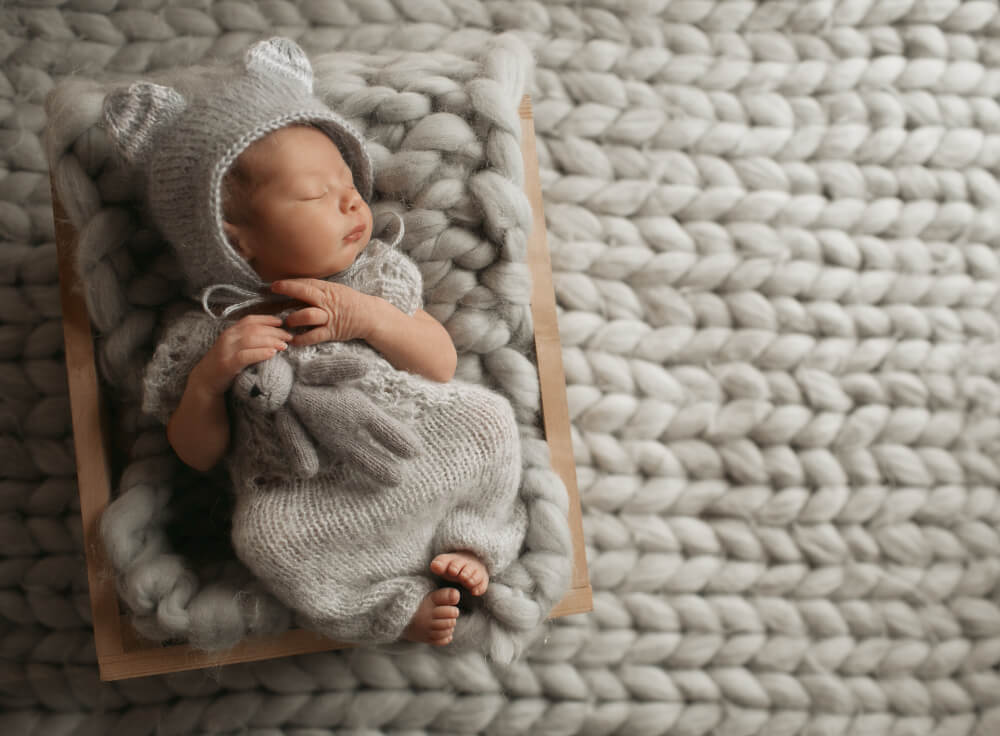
left=4, top=1, right=1000, bottom=734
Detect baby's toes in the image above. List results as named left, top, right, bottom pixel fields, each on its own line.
left=428, top=629, right=453, bottom=646
left=430, top=587, right=460, bottom=607
left=432, top=604, right=460, bottom=622
left=463, top=568, right=488, bottom=596
left=461, top=570, right=479, bottom=592
left=429, top=555, right=455, bottom=575
left=430, top=618, right=456, bottom=631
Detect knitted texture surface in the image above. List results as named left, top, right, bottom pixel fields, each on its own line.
left=6, top=1, right=1000, bottom=734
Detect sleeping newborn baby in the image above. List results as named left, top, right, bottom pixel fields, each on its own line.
left=106, top=38, right=527, bottom=646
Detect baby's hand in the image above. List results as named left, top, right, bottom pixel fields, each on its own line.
left=193, top=314, right=293, bottom=395
left=270, top=279, right=371, bottom=346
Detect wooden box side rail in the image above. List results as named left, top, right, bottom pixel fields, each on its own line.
left=54, top=95, right=591, bottom=681
left=519, top=96, right=591, bottom=613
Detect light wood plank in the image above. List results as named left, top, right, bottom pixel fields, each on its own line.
left=52, top=186, right=126, bottom=670
left=520, top=96, right=593, bottom=609
left=105, top=626, right=348, bottom=680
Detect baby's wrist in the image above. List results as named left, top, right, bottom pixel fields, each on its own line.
left=189, top=358, right=230, bottom=400
left=354, top=292, right=382, bottom=342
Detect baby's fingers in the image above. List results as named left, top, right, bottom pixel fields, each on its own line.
left=237, top=314, right=285, bottom=327
left=233, top=346, right=284, bottom=367
left=284, top=307, right=330, bottom=329
left=252, top=326, right=294, bottom=343
left=225, top=319, right=291, bottom=344
left=271, top=279, right=329, bottom=306
left=226, top=313, right=286, bottom=337
left=287, top=328, right=329, bottom=348
left=226, top=332, right=290, bottom=370
left=228, top=328, right=290, bottom=353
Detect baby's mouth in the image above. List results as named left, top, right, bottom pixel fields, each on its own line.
left=344, top=224, right=366, bottom=243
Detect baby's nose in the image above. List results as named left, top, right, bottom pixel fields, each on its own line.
left=341, top=187, right=361, bottom=212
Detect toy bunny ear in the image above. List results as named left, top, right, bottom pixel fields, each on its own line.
left=245, top=37, right=313, bottom=93
left=103, top=82, right=186, bottom=164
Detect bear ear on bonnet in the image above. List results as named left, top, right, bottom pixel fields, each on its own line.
left=101, top=38, right=314, bottom=166
left=102, top=82, right=186, bottom=165
left=245, top=36, right=314, bottom=93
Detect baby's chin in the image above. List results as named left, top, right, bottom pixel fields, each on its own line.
left=320, top=236, right=368, bottom=277
left=352, top=231, right=372, bottom=255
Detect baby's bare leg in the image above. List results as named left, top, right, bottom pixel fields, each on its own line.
left=430, top=551, right=489, bottom=596
left=402, top=588, right=460, bottom=646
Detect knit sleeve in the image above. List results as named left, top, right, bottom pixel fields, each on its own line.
left=141, top=309, right=227, bottom=424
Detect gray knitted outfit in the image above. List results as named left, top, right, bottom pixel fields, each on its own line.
left=104, top=38, right=527, bottom=644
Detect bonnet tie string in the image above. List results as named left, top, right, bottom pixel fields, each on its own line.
left=199, top=283, right=279, bottom=319
left=380, top=210, right=405, bottom=249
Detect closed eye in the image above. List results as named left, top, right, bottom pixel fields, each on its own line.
left=300, top=175, right=354, bottom=200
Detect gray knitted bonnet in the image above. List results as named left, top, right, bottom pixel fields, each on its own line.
left=101, top=37, right=374, bottom=299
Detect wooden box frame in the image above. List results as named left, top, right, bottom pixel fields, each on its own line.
left=55, top=96, right=592, bottom=681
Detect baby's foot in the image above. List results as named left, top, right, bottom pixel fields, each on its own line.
left=430, top=551, right=489, bottom=596
left=402, top=588, right=460, bottom=646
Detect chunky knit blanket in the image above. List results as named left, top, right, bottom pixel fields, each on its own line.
left=5, top=1, right=1000, bottom=734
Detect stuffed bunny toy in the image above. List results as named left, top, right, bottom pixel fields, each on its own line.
left=232, top=350, right=421, bottom=484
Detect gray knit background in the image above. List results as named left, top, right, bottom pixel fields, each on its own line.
left=4, top=1, right=1000, bottom=734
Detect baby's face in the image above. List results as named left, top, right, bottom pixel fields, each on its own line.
left=222, top=125, right=373, bottom=281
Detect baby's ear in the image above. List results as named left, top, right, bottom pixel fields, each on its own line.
left=223, top=220, right=247, bottom=255
left=103, top=82, right=186, bottom=165
left=245, top=37, right=313, bottom=93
